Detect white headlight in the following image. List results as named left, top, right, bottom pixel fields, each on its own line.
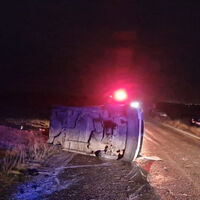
left=130, top=101, right=140, bottom=108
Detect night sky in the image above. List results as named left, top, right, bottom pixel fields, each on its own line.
left=1, top=0, right=200, bottom=106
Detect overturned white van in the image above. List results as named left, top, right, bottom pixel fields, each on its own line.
left=48, top=103, right=144, bottom=162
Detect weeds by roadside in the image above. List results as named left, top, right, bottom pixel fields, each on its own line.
left=151, top=116, right=200, bottom=137
left=1, top=148, right=25, bottom=175
left=164, top=119, right=200, bottom=137
left=0, top=144, right=58, bottom=175
left=0, top=124, right=59, bottom=188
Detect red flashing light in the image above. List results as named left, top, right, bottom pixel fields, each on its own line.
left=113, top=89, right=127, bottom=102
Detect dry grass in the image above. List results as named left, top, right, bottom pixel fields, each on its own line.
left=28, top=143, right=58, bottom=162
left=0, top=125, right=58, bottom=177
left=164, top=119, right=200, bottom=137
left=1, top=148, right=25, bottom=175
left=3, top=118, right=49, bottom=129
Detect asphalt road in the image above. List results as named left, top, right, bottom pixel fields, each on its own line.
left=142, top=120, right=200, bottom=200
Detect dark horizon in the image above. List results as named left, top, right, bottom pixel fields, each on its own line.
left=1, top=0, right=200, bottom=106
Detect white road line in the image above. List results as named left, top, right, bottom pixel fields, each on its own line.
left=161, top=123, right=200, bottom=141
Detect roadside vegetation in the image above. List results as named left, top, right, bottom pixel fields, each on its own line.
left=164, top=119, right=200, bottom=136
left=0, top=121, right=59, bottom=197
left=149, top=102, right=200, bottom=137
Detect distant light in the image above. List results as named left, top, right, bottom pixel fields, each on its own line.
left=130, top=101, right=140, bottom=108
left=113, top=89, right=127, bottom=101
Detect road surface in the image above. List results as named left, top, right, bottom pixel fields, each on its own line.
left=142, top=120, right=200, bottom=200
left=9, top=150, right=158, bottom=200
